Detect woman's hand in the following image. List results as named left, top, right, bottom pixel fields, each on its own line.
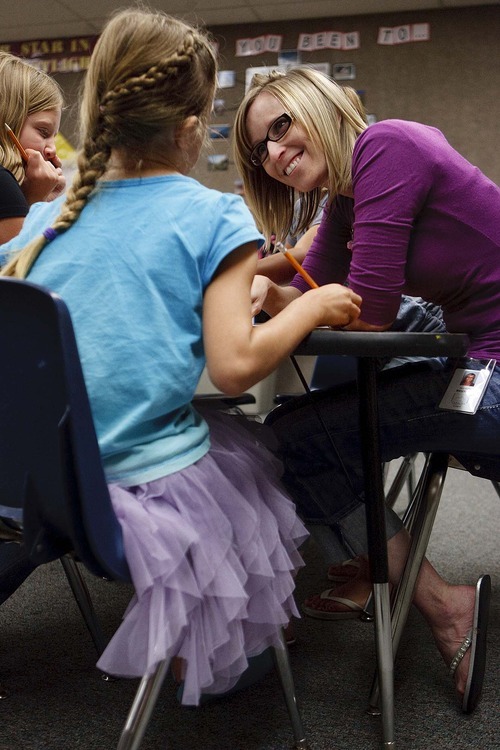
left=251, top=274, right=302, bottom=317
left=250, top=274, right=272, bottom=316
left=21, top=150, right=66, bottom=205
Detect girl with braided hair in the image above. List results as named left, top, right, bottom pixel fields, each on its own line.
left=0, top=8, right=361, bottom=704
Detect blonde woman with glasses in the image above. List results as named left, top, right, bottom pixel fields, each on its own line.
left=234, top=66, right=500, bottom=714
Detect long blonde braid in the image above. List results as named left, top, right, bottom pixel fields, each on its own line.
left=1, top=9, right=217, bottom=279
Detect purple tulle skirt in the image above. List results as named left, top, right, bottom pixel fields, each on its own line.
left=96, top=409, right=308, bottom=705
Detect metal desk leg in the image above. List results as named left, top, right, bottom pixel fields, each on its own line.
left=368, top=452, right=449, bottom=715
left=357, top=358, right=395, bottom=748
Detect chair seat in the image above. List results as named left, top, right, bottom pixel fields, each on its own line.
left=450, top=453, right=500, bottom=482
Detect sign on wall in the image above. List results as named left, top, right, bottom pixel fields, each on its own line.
left=0, top=36, right=98, bottom=72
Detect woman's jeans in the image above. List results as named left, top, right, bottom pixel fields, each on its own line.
left=267, top=358, right=500, bottom=563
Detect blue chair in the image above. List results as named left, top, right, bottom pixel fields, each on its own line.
left=0, top=277, right=309, bottom=750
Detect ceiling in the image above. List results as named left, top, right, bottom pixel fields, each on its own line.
left=0, top=0, right=497, bottom=42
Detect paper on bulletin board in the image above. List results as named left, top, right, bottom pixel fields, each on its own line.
left=245, top=65, right=286, bottom=92
left=217, top=70, right=236, bottom=88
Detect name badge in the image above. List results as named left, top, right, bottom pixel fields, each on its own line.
left=439, top=359, right=496, bottom=415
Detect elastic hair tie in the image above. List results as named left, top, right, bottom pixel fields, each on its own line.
left=43, top=227, right=58, bottom=242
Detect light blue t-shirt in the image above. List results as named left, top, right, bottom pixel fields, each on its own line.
left=1, top=175, right=263, bottom=484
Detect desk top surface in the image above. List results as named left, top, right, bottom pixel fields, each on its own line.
left=294, top=329, right=469, bottom=358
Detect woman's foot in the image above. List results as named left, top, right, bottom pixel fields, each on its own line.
left=429, top=576, right=491, bottom=713
left=303, top=576, right=373, bottom=619
left=327, top=557, right=363, bottom=582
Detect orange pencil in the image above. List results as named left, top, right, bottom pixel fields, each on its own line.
left=5, top=123, right=29, bottom=163
left=277, top=242, right=319, bottom=289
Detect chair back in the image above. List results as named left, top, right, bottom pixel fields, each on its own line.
left=0, top=277, right=130, bottom=581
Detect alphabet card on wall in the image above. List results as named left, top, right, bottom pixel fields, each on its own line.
left=378, top=23, right=430, bottom=44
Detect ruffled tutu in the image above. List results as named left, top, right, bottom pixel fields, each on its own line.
left=96, top=408, right=308, bottom=705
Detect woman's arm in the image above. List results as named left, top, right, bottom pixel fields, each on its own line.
left=293, top=199, right=353, bottom=293
left=203, top=242, right=361, bottom=395
left=347, top=122, right=435, bottom=326
left=257, top=223, right=320, bottom=285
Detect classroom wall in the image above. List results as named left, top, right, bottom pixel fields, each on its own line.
left=194, top=4, right=499, bottom=193
left=54, top=5, right=499, bottom=188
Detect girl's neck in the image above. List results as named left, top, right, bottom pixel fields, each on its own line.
left=104, top=152, right=184, bottom=180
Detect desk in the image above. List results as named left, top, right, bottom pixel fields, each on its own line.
left=293, top=330, right=469, bottom=748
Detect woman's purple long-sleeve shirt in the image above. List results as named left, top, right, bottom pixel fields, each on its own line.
left=291, top=119, right=500, bottom=360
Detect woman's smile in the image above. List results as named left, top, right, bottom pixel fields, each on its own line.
left=284, top=153, right=302, bottom=176
left=247, top=92, right=328, bottom=190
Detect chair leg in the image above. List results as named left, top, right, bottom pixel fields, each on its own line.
left=116, top=633, right=308, bottom=750
left=492, top=481, right=500, bottom=500
left=371, top=582, right=395, bottom=747
left=368, top=452, right=449, bottom=715
left=117, top=660, right=170, bottom=750
left=272, top=629, right=310, bottom=749
left=60, top=555, right=109, bottom=656
left=385, top=454, right=419, bottom=510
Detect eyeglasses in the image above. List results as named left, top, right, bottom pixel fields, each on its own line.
left=249, top=113, right=292, bottom=167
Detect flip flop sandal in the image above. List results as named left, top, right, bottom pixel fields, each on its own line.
left=327, top=558, right=362, bottom=582
left=448, top=574, right=491, bottom=714
left=303, top=588, right=371, bottom=621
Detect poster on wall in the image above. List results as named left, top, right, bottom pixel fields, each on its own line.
left=332, top=63, right=356, bottom=81
left=217, top=70, right=236, bottom=88
left=245, top=62, right=332, bottom=92
left=209, top=124, right=231, bottom=139
left=236, top=35, right=283, bottom=56
left=245, top=65, right=286, bottom=92
left=297, top=31, right=360, bottom=51
left=213, top=98, right=226, bottom=115
left=207, top=154, right=229, bottom=171
left=378, top=23, right=430, bottom=44
left=277, top=49, right=301, bottom=67
left=307, top=62, right=331, bottom=76
left=0, top=35, right=98, bottom=73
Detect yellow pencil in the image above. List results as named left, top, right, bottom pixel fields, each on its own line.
left=276, top=242, right=319, bottom=289
left=5, top=123, right=29, bottom=163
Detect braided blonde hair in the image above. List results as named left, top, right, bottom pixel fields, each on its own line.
left=2, top=7, right=217, bottom=279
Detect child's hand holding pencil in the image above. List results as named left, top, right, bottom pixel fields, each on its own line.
left=274, top=240, right=362, bottom=329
